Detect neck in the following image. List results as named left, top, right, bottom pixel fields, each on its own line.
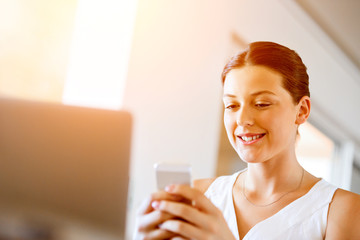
left=245, top=151, right=303, bottom=197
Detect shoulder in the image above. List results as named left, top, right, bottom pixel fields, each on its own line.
left=193, top=178, right=216, bottom=194
left=325, top=188, right=360, bottom=239
left=193, top=171, right=241, bottom=194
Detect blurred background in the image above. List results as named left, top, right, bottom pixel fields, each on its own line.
left=0, top=0, right=359, bottom=239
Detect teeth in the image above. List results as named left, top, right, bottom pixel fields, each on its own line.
left=241, top=134, right=262, bottom=142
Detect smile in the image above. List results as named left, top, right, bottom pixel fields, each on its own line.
left=237, top=133, right=265, bottom=144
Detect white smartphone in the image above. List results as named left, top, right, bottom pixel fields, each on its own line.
left=154, top=163, right=192, bottom=190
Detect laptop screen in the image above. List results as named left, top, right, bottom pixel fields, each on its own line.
left=0, top=97, right=132, bottom=240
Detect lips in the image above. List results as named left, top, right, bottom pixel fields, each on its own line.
left=237, top=133, right=266, bottom=144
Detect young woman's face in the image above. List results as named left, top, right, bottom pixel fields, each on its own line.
left=223, top=65, right=300, bottom=164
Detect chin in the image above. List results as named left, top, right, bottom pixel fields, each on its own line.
left=236, top=151, right=262, bottom=164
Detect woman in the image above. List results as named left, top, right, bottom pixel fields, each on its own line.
left=135, top=42, right=360, bottom=239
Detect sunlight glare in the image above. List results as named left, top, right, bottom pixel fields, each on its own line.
left=63, top=0, right=138, bottom=110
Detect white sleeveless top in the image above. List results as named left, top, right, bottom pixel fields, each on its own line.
left=204, top=170, right=338, bottom=240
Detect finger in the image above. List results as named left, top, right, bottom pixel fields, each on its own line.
left=142, top=228, right=177, bottom=240
left=138, top=209, right=175, bottom=232
left=165, top=184, right=220, bottom=215
left=137, top=190, right=182, bottom=215
left=152, top=200, right=211, bottom=230
left=171, top=237, right=187, bottom=240
left=160, top=219, right=205, bottom=240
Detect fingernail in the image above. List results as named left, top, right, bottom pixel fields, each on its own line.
left=165, top=184, right=174, bottom=192
left=152, top=201, right=160, bottom=209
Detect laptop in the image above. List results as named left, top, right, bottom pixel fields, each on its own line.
left=0, top=97, right=132, bottom=239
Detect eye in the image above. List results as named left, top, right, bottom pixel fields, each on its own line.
left=255, top=103, right=271, bottom=108
left=225, top=104, right=239, bottom=110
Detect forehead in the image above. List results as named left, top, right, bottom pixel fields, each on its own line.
left=223, top=65, right=286, bottom=97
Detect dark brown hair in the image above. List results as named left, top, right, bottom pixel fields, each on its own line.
left=221, top=41, right=310, bottom=104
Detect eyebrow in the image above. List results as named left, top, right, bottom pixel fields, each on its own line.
left=223, top=93, right=237, bottom=98
left=223, top=90, right=276, bottom=98
left=250, top=90, right=276, bottom=96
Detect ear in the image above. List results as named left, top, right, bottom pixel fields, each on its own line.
left=295, top=96, right=311, bottom=125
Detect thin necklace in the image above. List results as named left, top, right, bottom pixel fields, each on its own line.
left=242, top=168, right=305, bottom=207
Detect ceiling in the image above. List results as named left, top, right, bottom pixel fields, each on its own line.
left=296, top=0, right=360, bottom=71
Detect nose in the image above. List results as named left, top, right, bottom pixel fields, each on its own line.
left=236, top=106, right=254, bottom=126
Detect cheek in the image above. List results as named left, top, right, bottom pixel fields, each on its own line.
left=224, top=113, right=235, bottom=130
left=223, top=113, right=236, bottom=139
left=264, top=109, right=297, bottom=139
